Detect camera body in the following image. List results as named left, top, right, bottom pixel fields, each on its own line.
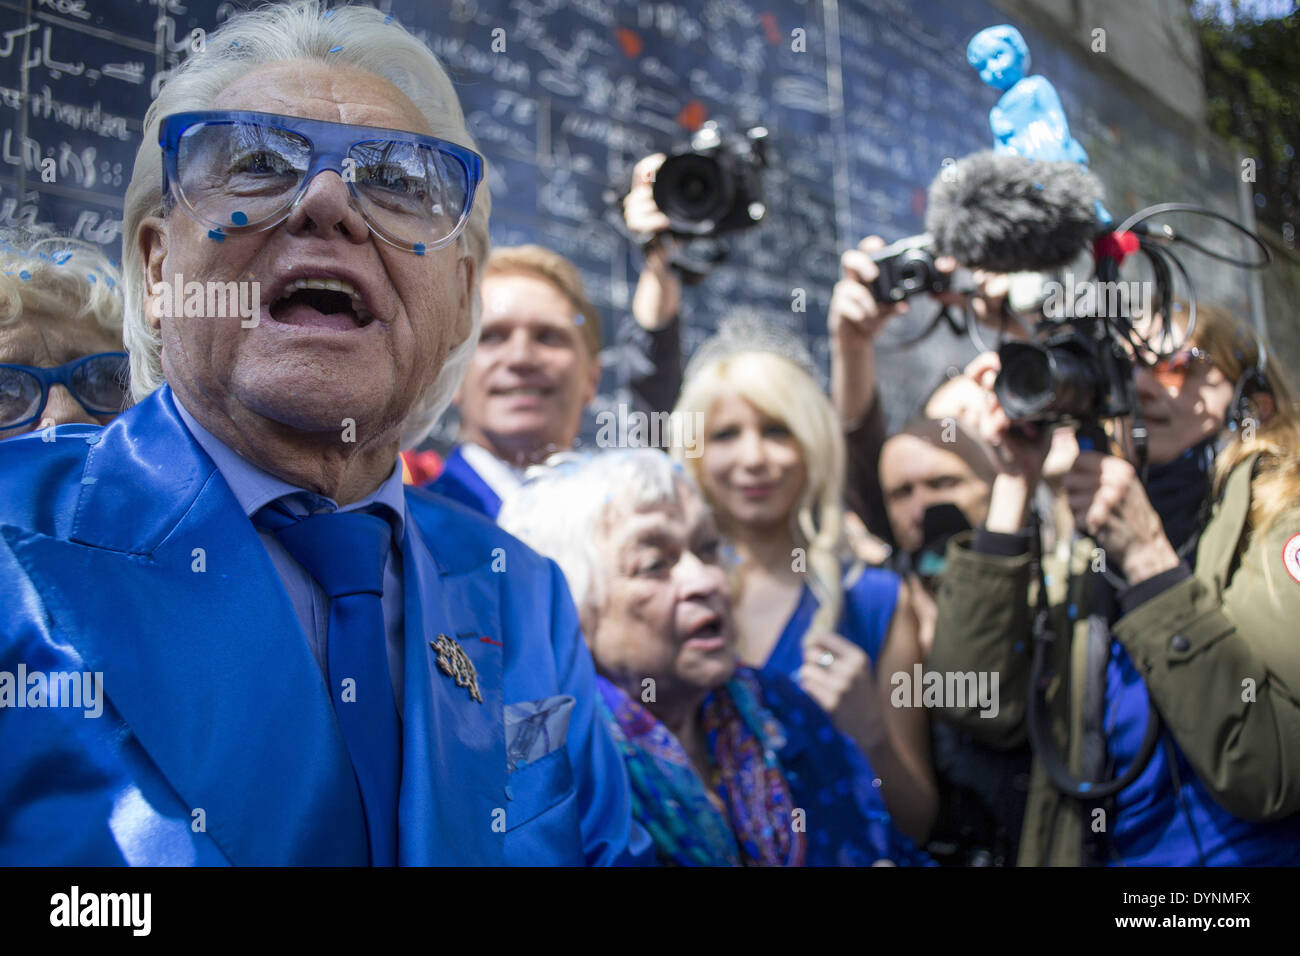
left=652, top=123, right=768, bottom=238
left=995, top=327, right=1134, bottom=426
left=870, top=233, right=958, bottom=303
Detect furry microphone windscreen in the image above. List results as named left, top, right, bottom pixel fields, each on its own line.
left=925, top=151, right=1105, bottom=273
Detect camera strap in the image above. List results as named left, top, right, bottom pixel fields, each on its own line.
left=1024, top=507, right=1163, bottom=802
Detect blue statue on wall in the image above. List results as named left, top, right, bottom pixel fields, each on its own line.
left=967, top=24, right=1089, bottom=166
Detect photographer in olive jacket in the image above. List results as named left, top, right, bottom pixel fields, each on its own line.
left=929, top=303, right=1300, bottom=865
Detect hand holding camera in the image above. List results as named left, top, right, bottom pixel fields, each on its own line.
left=623, top=153, right=682, bottom=331
left=968, top=351, right=1054, bottom=532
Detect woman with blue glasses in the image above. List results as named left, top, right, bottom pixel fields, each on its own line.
left=0, top=227, right=128, bottom=440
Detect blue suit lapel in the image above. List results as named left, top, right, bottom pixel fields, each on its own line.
left=5, top=387, right=367, bottom=865
left=398, top=510, right=506, bottom=865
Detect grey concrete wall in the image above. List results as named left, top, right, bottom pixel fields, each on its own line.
left=995, top=0, right=1206, bottom=126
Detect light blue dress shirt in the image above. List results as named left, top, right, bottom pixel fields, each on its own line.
left=174, top=398, right=408, bottom=705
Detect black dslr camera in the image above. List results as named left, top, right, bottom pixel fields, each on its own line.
left=870, top=233, right=970, bottom=303
left=653, top=122, right=768, bottom=237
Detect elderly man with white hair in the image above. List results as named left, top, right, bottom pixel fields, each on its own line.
left=0, top=1, right=643, bottom=867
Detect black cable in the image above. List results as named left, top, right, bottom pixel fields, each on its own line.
left=1119, top=202, right=1272, bottom=270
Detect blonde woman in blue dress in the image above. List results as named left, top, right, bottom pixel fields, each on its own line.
left=672, top=320, right=937, bottom=840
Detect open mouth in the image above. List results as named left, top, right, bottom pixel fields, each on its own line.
left=683, top=615, right=727, bottom=648
left=269, top=277, right=375, bottom=331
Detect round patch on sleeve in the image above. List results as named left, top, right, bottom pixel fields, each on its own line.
left=1284, top=533, right=1300, bottom=585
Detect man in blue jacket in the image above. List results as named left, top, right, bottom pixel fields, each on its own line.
left=0, top=3, right=643, bottom=867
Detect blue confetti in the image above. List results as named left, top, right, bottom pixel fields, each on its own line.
left=1079, top=782, right=1092, bottom=793
left=1067, top=603, right=1078, bottom=621
left=52, top=250, right=72, bottom=265
left=329, top=45, right=343, bottom=53
left=413, top=242, right=426, bottom=256
left=88, top=274, right=97, bottom=283
left=230, top=40, right=239, bottom=48
left=323, top=8, right=335, bottom=17
left=231, top=211, right=248, bottom=226
left=18, top=269, right=30, bottom=281
left=208, top=229, right=225, bottom=242
left=384, top=13, right=393, bottom=23
left=1034, top=182, right=1044, bottom=190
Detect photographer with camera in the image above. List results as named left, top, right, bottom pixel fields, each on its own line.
left=830, top=235, right=1022, bottom=545
left=930, top=303, right=1300, bottom=865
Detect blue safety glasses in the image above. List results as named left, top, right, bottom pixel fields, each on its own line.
left=0, top=352, right=130, bottom=430
left=159, top=110, right=484, bottom=255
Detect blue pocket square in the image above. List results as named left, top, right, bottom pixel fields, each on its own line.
left=505, top=695, right=575, bottom=773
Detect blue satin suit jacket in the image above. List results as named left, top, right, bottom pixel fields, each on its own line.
left=0, top=386, right=640, bottom=866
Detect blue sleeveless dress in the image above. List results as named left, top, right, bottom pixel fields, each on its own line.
left=760, top=565, right=901, bottom=679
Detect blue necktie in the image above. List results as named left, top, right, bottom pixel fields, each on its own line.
left=257, top=503, right=401, bottom=866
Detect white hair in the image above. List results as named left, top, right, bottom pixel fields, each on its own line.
left=0, top=224, right=123, bottom=335
left=121, top=0, right=490, bottom=447
left=498, top=449, right=692, bottom=615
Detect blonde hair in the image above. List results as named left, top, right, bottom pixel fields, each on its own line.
left=0, top=226, right=123, bottom=336
left=672, top=350, right=846, bottom=636
left=120, top=0, right=490, bottom=448
left=1187, top=303, right=1300, bottom=539
left=484, top=245, right=602, bottom=358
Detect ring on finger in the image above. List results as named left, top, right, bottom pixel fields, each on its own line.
left=816, top=651, right=835, bottom=669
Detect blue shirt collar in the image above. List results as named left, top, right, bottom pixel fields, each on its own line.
left=173, top=393, right=407, bottom=541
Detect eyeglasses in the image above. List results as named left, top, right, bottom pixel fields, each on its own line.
left=159, top=110, right=484, bottom=255
left=1148, top=346, right=1211, bottom=389
left=0, top=352, right=131, bottom=430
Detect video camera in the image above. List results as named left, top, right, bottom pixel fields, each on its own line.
left=994, top=320, right=1136, bottom=427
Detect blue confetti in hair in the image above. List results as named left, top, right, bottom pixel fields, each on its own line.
left=208, top=229, right=225, bottom=242
left=18, top=269, right=30, bottom=281
left=329, top=45, right=343, bottom=53
left=384, top=13, right=394, bottom=23
left=231, top=211, right=248, bottom=226
left=323, top=8, right=335, bottom=17
left=52, top=250, right=72, bottom=265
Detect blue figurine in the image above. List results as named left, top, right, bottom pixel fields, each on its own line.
left=967, top=25, right=1089, bottom=166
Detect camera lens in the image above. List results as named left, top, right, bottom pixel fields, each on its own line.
left=996, top=340, right=1100, bottom=422
left=653, top=154, right=731, bottom=234
left=897, top=251, right=934, bottom=294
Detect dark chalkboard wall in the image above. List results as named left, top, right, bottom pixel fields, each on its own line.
left=0, top=0, right=1249, bottom=442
